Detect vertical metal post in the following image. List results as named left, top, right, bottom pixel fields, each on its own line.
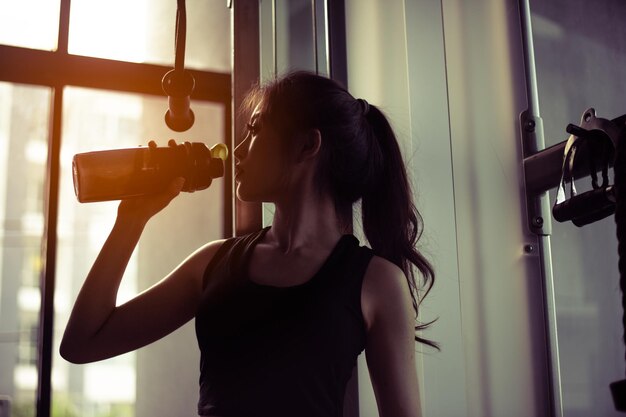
left=321, top=0, right=331, bottom=77
left=232, top=0, right=263, bottom=236
left=311, top=0, right=330, bottom=78
left=518, top=0, right=564, bottom=416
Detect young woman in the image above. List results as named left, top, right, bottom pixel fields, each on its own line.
left=61, top=71, right=436, bottom=417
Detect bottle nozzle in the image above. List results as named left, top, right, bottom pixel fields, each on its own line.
left=210, top=143, right=228, bottom=161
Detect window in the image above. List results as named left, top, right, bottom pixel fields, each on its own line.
left=0, top=82, right=50, bottom=416
left=0, top=2, right=231, bottom=416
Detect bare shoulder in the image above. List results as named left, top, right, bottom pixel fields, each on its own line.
left=362, top=256, right=410, bottom=302
left=361, top=255, right=413, bottom=332
left=184, top=239, right=226, bottom=271
left=188, top=238, right=228, bottom=261
left=361, top=255, right=423, bottom=417
left=179, top=238, right=228, bottom=280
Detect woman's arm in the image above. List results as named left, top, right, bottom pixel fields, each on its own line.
left=362, top=256, right=422, bottom=417
left=60, top=178, right=222, bottom=364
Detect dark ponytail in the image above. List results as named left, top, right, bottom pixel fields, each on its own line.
left=244, top=71, right=437, bottom=348
left=361, top=105, right=438, bottom=349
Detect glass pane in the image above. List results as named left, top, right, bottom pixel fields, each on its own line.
left=261, top=0, right=320, bottom=79
left=54, top=87, right=226, bottom=417
left=530, top=1, right=626, bottom=416
left=68, top=0, right=231, bottom=73
left=0, top=0, right=61, bottom=51
left=0, top=82, right=51, bottom=416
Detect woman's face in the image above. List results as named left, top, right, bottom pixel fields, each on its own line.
left=233, top=104, right=294, bottom=202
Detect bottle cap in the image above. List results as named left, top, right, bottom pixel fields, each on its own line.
left=210, top=143, right=229, bottom=161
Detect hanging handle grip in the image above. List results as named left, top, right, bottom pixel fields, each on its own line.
left=162, top=0, right=195, bottom=132
left=162, top=69, right=195, bottom=132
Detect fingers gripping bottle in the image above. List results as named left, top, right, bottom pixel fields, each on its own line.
left=72, top=142, right=228, bottom=203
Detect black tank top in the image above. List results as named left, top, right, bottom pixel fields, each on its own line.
left=195, top=227, right=374, bottom=417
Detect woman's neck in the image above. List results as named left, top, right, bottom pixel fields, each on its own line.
left=268, top=191, right=345, bottom=254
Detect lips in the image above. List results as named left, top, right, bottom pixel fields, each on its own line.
left=234, top=166, right=243, bottom=180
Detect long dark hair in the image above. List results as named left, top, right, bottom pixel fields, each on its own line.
left=242, top=71, right=438, bottom=349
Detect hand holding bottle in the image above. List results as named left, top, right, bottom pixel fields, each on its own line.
left=72, top=139, right=228, bottom=203
left=116, top=140, right=185, bottom=225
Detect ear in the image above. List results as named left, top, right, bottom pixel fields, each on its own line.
left=296, top=128, right=322, bottom=163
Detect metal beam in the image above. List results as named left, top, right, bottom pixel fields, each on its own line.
left=524, top=114, right=626, bottom=197
left=523, top=139, right=609, bottom=197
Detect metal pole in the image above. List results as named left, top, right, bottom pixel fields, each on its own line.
left=518, top=1, right=564, bottom=416
left=519, top=0, right=539, bottom=118
left=322, top=0, right=331, bottom=77
left=537, top=235, right=563, bottom=417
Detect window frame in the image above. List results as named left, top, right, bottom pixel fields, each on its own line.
left=0, top=1, right=232, bottom=415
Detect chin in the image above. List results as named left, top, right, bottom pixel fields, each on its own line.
left=235, top=181, right=283, bottom=204
left=236, top=192, right=279, bottom=206
left=235, top=193, right=257, bottom=203
left=235, top=186, right=266, bottom=203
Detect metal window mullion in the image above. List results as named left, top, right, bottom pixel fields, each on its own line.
left=57, top=0, right=70, bottom=55
left=36, top=1, right=71, bottom=415
left=36, top=86, right=63, bottom=417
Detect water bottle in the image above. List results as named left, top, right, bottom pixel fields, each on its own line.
left=72, top=142, right=228, bottom=203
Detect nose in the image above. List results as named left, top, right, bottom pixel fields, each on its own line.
left=233, top=134, right=249, bottom=163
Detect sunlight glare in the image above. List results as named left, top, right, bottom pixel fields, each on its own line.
left=0, top=0, right=60, bottom=50
left=69, top=0, right=149, bottom=62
